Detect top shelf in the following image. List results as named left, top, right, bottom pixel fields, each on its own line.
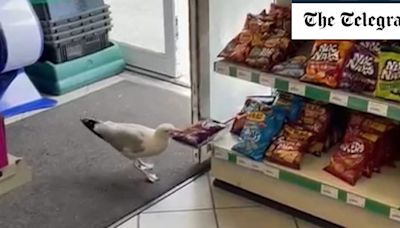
left=214, top=60, right=400, bottom=121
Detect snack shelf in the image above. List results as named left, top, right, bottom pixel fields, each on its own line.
left=211, top=132, right=400, bottom=225
left=0, top=154, right=32, bottom=197
left=214, top=60, right=400, bottom=122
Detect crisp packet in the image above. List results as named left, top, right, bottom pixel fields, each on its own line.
left=271, top=55, right=307, bottom=78
left=374, top=49, right=400, bottom=101
left=266, top=124, right=314, bottom=169
left=301, top=41, right=353, bottom=88
left=232, top=107, right=286, bottom=161
left=324, top=131, right=378, bottom=186
left=231, top=96, right=276, bottom=136
left=340, top=45, right=378, bottom=93
left=274, top=93, right=304, bottom=122
left=171, top=120, right=226, bottom=148
left=297, top=102, right=332, bottom=156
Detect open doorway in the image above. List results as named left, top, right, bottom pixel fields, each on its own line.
left=105, top=0, right=191, bottom=87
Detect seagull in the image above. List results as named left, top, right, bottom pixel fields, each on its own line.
left=80, top=118, right=179, bottom=183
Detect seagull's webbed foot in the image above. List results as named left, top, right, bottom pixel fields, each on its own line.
left=133, top=160, right=159, bottom=183
left=138, top=159, right=154, bottom=170
left=146, top=173, right=159, bottom=183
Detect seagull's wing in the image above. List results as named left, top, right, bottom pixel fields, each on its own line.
left=95, top=121, right=149, bottom=154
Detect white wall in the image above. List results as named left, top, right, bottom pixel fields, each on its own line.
left=210, top=0, right=274, bottom=121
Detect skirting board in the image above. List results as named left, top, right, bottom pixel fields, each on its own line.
left=0, top=155, right=32, bottom=197
left=211, top=158, right=400, bottom=228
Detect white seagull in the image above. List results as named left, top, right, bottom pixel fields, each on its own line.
left=81, top=118, right=179, bottom=183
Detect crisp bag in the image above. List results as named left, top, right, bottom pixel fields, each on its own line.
left=297, top=102, right=332, bottom=156
left=231, top=96, right=276, bottom=136
left=232, top=107, right=286, bottom=161
left=324, top=131, right=378, bottom=186
left=374, top=49, right=400, bottom=101
left=266, top=124, right=314, bottom=169
left=171, top=120, right=226, bottom=148
left=340, top=45, right=378, bottom=93
left=301, top=41, right=353, bottom=88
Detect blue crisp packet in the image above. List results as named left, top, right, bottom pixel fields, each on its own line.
left=274, top=93, right=304, bottom=122
left=232, top=107, right=286, bottom=161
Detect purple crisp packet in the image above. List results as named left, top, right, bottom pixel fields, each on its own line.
left=357, top=40, right=382, bottom=55
left=172, top=120, right=226, bottom=148
left=340, top=45, right=378, bottom=93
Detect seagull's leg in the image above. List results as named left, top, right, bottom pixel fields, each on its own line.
left=133, top=159, right=159, bottom=183
left=137, top=158, right=154, bottom=170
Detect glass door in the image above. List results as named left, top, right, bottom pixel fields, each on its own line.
left=105, top=0, right=189, bottom=80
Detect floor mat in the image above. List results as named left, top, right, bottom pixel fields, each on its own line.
left=0, top=80, right=205, bottom=228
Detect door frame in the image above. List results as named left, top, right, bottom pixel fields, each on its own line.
left=189, top=0, right=211, bottom=163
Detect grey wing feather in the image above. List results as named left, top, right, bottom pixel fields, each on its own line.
left=95, top=123, right=146, bottom=153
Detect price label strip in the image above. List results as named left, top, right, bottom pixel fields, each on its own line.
left=390, top=208, right=400, bottom=222
left=259, top=74, right=274, bottom=87
left=216, top=63, right=230, bottom=76
left=236, top=157, right=253, bottom=169
left=288, top=82, right=306, bottom=96
left=263, top=165, right=280, bottom=179
left=320, top=184, right=339, bottom=199
left=237, top=69, right=252, bottom=81
left=214, top=150, right=228, bottom=160
left=346, top=193, right=366, bottom=208
left=368, top=101, right=388, bottom=117
left=330, top=92, right=349, bottom=106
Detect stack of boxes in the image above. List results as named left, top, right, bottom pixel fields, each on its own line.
left=26, top=0, right=125, bottom=95
left=33, top=0, right=112, bottom=63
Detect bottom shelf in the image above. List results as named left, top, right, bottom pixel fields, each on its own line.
left=211, top=132, right=400, bottom=228
left=211, top=158, right=399, bottom=228
left=0, top=154, right=32, bottom=197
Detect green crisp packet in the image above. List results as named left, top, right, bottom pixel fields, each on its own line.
left=374, top=50, right=400, bottom=101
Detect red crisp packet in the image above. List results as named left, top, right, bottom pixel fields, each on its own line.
left=172, top=120, right=226, bottom=148
left=301, top=41, right=353, bottom=88
left=324, top=131, right=378, bottom=186
left=0, top=116, right=8, bottom=169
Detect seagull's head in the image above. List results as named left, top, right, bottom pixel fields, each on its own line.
left=155, top=123, right=181, bottom=138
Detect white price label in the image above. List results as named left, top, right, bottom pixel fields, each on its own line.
left=216, top=63, right=230, bottom=75
left=214, top=150, right=228, bottom=160
left=237, top=157, right=252, bottom=169
left=320, top=184, right=339, bottom=199
left=249, top=161, right=264, bottom=172
left=237, top=69, right=252, bottom=81
left=368, top=102, right=388, bottom=116
left=288, top=83, right=306, bottom=96
left=263, top=165, right=280, bottom=179
left=390, top=208, right=400, bottom=222
left=259, top=75, right=274, bottom=87
left=330, top=93, right=348, bottom=106
left=346, top=193, right=366, bottom=208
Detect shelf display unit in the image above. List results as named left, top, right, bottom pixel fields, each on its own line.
left=190, top=0, right=400, bottom=227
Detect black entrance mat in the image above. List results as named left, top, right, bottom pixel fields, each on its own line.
left=0, top=80, right=205, bottom=228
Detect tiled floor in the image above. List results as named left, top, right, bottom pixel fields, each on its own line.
left=115, top=173, right=321, bottom=228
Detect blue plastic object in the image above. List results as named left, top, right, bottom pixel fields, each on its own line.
left=0, top=69, right=56, bottom=117
left=0, top=24, right=7, bottom=73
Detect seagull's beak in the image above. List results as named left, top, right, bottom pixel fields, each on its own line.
left=168, top=128, right=182, bottom=136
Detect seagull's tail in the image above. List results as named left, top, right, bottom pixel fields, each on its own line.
left=80, top=118, right=104, bottom=139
